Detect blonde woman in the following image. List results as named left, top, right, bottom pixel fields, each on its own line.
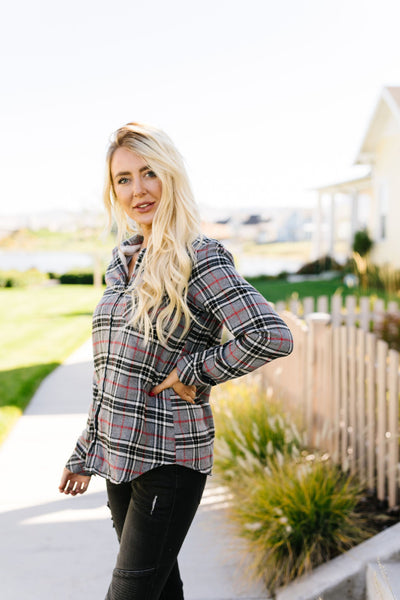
left=59, top=122, right=293, bottom=600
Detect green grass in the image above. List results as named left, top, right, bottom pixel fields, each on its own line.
left=245, top=276, right=345, bottom=305
left=246, top=275, right=400, bottom=307
left=0, top=285, right=103, bottom=443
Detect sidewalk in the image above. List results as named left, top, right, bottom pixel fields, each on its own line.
left=0, top=340, right=268, bottom=600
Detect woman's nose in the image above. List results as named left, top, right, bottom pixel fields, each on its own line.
left=133, top=178, right=145, bottom=197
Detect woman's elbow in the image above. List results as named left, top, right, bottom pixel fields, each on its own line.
left=245, top=327, right=294, bottom=358
left=268, top=326, right=293, bottom=357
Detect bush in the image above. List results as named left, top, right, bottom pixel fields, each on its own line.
left=58, top=271, right=106, bottom=285
left=212, top=380, right=376, bottom=594
left=212, top=382, right=303, bottom=482
left=349, top=259, right=400, bottom=295
left=296, top=255, right=343, bottom=276
left=352, top=228, right=373, bottom=257
left=375, top=312, right=400, bottom=352
left=374, top=264, right=400, bottom=296
left=230, top=456, right=371, bottom=593
left=0, top=269, right=49, bottom=288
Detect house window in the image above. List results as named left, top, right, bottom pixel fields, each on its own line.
left=378, top=181, right=388, bottom=241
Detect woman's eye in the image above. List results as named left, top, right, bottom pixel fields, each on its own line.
left=118, top=177, right=129, bottom=184
left=145, top=170, right=157, bottom=178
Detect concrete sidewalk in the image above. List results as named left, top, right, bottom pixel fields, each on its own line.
left=0, top=340, right=268, bottom=600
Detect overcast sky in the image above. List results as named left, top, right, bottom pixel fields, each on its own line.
left=1, top=0, right=400, bottom=217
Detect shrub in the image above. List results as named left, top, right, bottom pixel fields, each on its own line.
left=352, top=228, right=373, bottom=257
left=349, top=259, right=400, bottom=295
left=230, top=456, right=372, bottom=593
left=58, top=271, right=106, bottom=285
left=375, top=312, right=400, bottom=352
left=212, top=380, right=375, bottom=594
left=296, top=255, right=343, bottom=276
left=0, top=269, right=49, bottom=288
left=212, top=381, right=303, bottom=482
left=374, top=264, right=400, bottom=296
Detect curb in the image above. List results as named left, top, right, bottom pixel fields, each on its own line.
left=275, top=523, right=400, bottom=600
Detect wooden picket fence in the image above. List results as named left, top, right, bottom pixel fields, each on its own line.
left=261, top=308, right=400, bottom=508
left=275, top=294, right=399, bottom=330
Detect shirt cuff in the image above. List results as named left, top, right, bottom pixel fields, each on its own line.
left=176, top=354, right=215, bottom=387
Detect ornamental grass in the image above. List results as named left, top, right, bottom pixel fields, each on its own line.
left=229, top=456, right=372, bottom=593
left=211, top=381, right=303, bottom=482
left=211, top=380, right=374, bottom=595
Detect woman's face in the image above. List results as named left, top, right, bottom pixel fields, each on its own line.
left=111, top=147, right=162, bottom=232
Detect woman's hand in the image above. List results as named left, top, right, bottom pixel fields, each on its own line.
left=150, top=368, right=196, bottom=404
left=59, top=468, right=91, bottom=496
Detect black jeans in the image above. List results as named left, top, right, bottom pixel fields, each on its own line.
left=105, top=465, right=207, bottom=600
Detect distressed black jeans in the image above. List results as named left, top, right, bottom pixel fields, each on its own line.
left=105, top=465, right=207, bottom=600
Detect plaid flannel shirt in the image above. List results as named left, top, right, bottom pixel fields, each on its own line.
left=66, top=234, right=293, bottom=483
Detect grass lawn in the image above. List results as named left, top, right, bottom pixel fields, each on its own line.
left=246, top=276, right=347, bottom=305
left=246, top=275, right=399, bottom=307
left=0, top=284, right=103, bottom=444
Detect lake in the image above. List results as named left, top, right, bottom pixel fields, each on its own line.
left=0, top=250, right=304, bottom=277
left=0, top=251, right=94, bottom=274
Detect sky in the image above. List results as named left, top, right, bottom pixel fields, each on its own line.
left=1, top=0, right=400, bottom=218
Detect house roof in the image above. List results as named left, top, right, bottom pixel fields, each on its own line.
left=386, top=86, right=400, bottom=107
left=355, top=86, right=400, bottom=165
left=313, top=174, right=372, bottom=194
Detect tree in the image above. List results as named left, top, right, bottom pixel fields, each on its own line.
left=352, top=229, right=374, bottom=290
left=352, top=228, right=374, bottom=257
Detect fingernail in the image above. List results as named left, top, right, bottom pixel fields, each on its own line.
left=149, top=392, right=155, bottom=397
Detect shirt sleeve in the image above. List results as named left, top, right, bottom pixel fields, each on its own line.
left=176, top=240, right=293, bottom=387
left=64, top=374, right=97, bottom=475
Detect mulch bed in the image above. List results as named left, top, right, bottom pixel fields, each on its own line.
left=356, top=493, right=400, bottom=533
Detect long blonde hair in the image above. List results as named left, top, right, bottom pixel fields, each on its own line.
left=104, top=122, right=202, bottom=346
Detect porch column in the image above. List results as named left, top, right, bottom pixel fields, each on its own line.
left=328, top=193, right=335, bottom=257
left=313, top=192, right=323, bottom=259
left=350, top=190, right=359, bottom=249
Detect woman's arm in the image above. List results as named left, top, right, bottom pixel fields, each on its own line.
left=63, top=374, right=98, bottom=475
left=176, top=239, right=293, bottom=387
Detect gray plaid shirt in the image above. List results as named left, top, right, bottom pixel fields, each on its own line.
left=66, top=234, right=293, bottom=483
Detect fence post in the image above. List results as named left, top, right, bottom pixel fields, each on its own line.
left=305, top=313, right=331, bottom=448
left=376, top=339, right=388, bottom=502
left=388, top=301, right=400, bottom=316
left=332, top=327, right=341, bottom=463
left=373, top=298, right=385, bottom=330
left=289, top=298, right=301, bottom=316
left=331, top=295, right=343, bottom=327
left=340, top=325, right=349, bottom=471
left=356, top=329, right=366, bottom=483
left=359, top=296, right=370, bottom=332
left=275, top=301, right=286, bottom=313
left=316, top=295, right=329, bottom=314
left=387, top=349, right=399, bottom=508
left=345, top=295, right=357, bottom=327
left=348, top=327, right=357, bottom=473
left=366, top=333, right=376, bottom=492
left=303, top=297, right=314, bottom=318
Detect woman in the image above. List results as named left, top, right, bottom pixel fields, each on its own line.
left=59, top=122, right=293, bottom=600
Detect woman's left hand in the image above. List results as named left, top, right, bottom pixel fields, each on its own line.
left=150, top=368, right=196, bottom=404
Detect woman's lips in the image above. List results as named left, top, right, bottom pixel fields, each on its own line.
left=134, top=201, right=155, bottom=213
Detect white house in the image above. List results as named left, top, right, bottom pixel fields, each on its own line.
left=313, top=86, right=400, bottom=267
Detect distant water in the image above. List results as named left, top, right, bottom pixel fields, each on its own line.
left=0, top=251, right=94, bottom=274
left=0, top=250, right=303, bottom=277
left=236, top=255, right=303, bottom=277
